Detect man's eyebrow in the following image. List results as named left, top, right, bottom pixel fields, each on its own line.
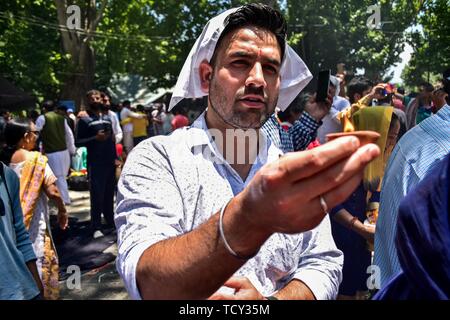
left=229, top=51, right=281, bottom=66
left=229, top=51, right=254, bottom=59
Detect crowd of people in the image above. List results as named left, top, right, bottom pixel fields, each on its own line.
left=0, top=89, right=191, bottom=299
left=0, top=3, right=449, bottom=300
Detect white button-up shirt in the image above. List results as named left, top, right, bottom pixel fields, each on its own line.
left=115, top=112, right=343, bottom=300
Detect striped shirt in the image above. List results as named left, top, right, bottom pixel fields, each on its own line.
left=374, top=104, right=450, bottom=287
left=262, top=112, right=321, bottom=153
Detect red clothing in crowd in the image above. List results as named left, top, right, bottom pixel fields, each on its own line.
left=171, top=114, right=190, bottom=130
left=307, top=139, right=321, bottom=150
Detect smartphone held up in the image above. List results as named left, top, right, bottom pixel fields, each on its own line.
left=316, top=69, right=331, bottom=103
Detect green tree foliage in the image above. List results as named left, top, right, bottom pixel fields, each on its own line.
left=0, top=0, right=66, bottom=101
left=0, top=0, right=435, bottom=109
left=95, top=0, right=231, bottom=92
left=402, top=0, right=450, bottom=88
left=286, top=0, right=422, bottom=84
left=1, top=0, right=235, bottom=108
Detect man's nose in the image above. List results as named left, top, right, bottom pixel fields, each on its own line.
left=245, top=63, right=266, bottom=89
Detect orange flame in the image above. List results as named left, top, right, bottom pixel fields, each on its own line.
left=342, top=114, right=355, bottom=132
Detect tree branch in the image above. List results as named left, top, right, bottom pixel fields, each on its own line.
left=84, top=0, right=107, bottom=44
left=91, top=0, right=108, bottom=32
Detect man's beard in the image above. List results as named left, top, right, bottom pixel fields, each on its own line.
left=101, top=104, right=110, bottom=112
left=208, top=80, right=276, bottom=130
left=89, top=102, right=103, bottom=111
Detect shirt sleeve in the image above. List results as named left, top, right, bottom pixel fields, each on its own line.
left=287, top=216, right=343, bottom=300
left=374, top=145, right=417, bottom=286
left=125, top=108, right=144, bottom=119
left=35, top=115, right=45, bottom=131
left=7, top=168, right=37, bottom=263
left=289, top=112, right=321, bottom=151
left=111, top=112, right=123, bottom=144
left=64, top=119, right=76, bottom=155
left=115, top=139, right=185, bottom=300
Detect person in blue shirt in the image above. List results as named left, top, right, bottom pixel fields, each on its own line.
left=0, top=161, right=43, bottom=299
left=374, top=154, right=450, bottom=300
left=375, top=102, right=449, bottom=287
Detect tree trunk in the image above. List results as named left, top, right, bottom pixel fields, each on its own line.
left=59, top=45, right=95, bottom=111
left=54, top=0, right=106, bottom=111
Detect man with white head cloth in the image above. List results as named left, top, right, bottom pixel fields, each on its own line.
left=115, top=3, right=380, bottom=300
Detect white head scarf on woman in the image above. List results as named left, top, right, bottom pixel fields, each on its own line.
left=168, top=7, right=312, bottom=112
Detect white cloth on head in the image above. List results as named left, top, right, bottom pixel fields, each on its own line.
left=169, top=7, right=312, bottom=112
left=330, top=75, right=340, bottom=97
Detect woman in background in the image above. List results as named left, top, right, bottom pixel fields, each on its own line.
left=0, top=118, right=68, bottom=299
left=330, top=107, right=401, bottom=299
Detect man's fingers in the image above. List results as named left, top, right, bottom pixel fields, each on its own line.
left=223, top=276, right=249, bottom=290
left=270, top=136, right=361, bottom=183
left=288, top=143, right=380, bottom=201
left=296, top=171, right=364, bottom=231
left=321, top=170, right=366, bottom=211
left=208, top=293, right=237, bottom=300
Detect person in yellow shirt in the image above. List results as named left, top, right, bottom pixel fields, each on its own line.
left=131, top=105, right=149, bottom=147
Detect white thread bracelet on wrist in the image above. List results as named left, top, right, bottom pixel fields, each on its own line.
left=219, top=199, right=256, bottom=261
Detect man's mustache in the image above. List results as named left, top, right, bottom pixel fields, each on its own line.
left=235, top=86, right=268, bottom=103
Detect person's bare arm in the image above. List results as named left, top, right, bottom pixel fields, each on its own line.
left=360, top=83, right=387, bottom=105
left=332, top=208, right=374, bottom=243
left=274, top=279, right=315, bottom=300
left=136, top=136, right=380, bottom=299
left=152, top=117, right=164, bottom=124
left=128, top=110, right=145, bottom=119
left=303, top=94, right=332, bottom=122
left=137, top=200, right=269, bottom=300
left=208, top=277, right=314, bottom=300
left=43, top=183, right=68, bottom=230
left=26, top=260, right=44, bottom=296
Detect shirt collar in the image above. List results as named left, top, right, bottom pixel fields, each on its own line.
left=186, top=111, right=280, bottom=165
left=439, top=104, right=450, bottom=117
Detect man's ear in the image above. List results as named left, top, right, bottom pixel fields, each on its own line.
left=354, top=93, right=361, bottom=102
left=199, top=60, right=213, bottom=94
